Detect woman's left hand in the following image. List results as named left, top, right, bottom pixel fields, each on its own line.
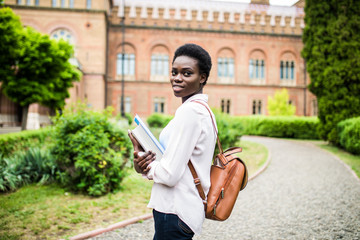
left=128, top=130, right=156, bottom=174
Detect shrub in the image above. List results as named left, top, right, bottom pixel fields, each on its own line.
left=213, top=110, right=243, bottom=154
left=302, top=0, right=360, bottom=143
left=0, top=147, right=57, bottom=192
left=232, top=116, right=320, bottom=139
left=51, top=104, right=132, bottom=196
left=0, top=128, right=52, bottom=158
left=337, top=117, right=360, bottom=155
left=116, top=112, right=133, bottom=125
left=267, top=89, right=296, bottom=116
left=147, top=113, right=173, bottom=128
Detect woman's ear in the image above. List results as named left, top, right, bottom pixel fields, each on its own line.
left=200, top=73, right=206, bottom=85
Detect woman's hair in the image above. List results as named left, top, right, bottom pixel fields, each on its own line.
left=172, top=43, right=212, bottom=85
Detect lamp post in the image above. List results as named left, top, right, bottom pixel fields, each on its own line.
left=303, top=58, right=307, bottom=116
left=120, top=0, right=125, bottom=117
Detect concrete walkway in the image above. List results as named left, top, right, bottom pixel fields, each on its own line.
left=88, top=136, right=360, bottom=240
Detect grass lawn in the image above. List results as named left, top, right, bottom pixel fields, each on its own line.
left=289, top=139, right=360, bottom=179
left=315, top=142, right=360, bottom=178
left=0, top=139, right=268, bottom=240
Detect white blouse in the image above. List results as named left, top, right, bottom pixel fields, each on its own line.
left=146, top=94, right=217, bottom=235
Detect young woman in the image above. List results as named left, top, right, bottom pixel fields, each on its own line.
left=128, top=43, right=217, bottom=240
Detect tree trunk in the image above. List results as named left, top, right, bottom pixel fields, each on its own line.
left=21, top=105, right=29, bottom=131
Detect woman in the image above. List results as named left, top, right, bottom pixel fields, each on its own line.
left=128, top=43, right=217, bottom=239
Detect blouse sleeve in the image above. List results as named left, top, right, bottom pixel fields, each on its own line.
left=146, top=104, right=202, bottom=187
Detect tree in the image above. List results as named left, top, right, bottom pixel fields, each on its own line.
left=267, top=88, right=296, bottom=116
left=0, top=7, right=23, bottom=83
left=302, top=0, right=360, bottom=143
left=0, top=8, right=81, bottom=130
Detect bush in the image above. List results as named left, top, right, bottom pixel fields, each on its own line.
left=116, top=112, right=133, bottom=125
left=0, top=147, right=57, bottom=192
left=0, top=128, right=52, bottom=158
left=232, top=116, right=320, bottom=139
left=51, top=104, right=132, bottom=196
left=213, top=110, right=243, bottom=154
left=337, top=117, right=360, bottom=155
left=147, top=113, right=173, bottom=128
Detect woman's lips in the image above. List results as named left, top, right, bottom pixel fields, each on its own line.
left=172, top=85, right=183, bottom=92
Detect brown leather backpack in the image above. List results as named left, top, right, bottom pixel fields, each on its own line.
left=188, top=101, right=248, bottom=221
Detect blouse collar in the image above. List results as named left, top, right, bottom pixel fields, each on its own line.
left=183, top=94, right=208, bottom=104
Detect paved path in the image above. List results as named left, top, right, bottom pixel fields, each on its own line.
left=89, top=136, right=360, bottom=240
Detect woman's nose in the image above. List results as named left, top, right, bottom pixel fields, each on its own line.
left=173, top=73, right=182, bottom=82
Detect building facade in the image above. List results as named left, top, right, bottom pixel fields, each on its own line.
left=1, top=0, right=317, bottom=128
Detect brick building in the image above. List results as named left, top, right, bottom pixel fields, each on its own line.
left=1, top=0, right=317, bottom=129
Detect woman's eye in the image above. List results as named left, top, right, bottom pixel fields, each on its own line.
left=183, top=72, right=191, bottom=77
left=171, top=71, right=176, bottom=76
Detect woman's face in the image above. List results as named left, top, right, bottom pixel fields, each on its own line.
left=171, top=55, right=206, bottom=102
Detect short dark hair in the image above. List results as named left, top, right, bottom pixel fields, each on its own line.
left=172, top=43, right=212, bottom=85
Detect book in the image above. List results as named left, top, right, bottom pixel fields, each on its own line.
left=130, top=114, right=165, bottom=162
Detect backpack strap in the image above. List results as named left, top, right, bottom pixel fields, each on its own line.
left=188, top=161, right=207, bottom=209
left=187, top=100, right=221, bottom=208
left=192, top=100, right=223, bottom=154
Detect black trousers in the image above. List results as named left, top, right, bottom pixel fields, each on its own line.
left=153, top=209, right=194, bottom=240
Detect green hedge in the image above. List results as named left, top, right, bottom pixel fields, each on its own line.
left=337, top=117, right=360, bottom=155
left=146, top=111, right=242, bottom=153
left=0, top=128, right=52, bottom=158
left=147, top=113, right=173, bottom=128
left=232, top=116, right=320, bottom=139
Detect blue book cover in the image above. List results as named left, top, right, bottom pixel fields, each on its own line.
left=131, top=115, right=165, bottom=161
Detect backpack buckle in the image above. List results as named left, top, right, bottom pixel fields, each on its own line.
left=194, top=178, right=201, bottom=185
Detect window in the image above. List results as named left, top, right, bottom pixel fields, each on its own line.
left=154, top=97, right=165, bottom=114
left=249, top=50, right=266, bottom=84
left=249, top=59, right=265, bottom=81
left=217, top=48, right=235, bottom=84
left=280, top=52, right=296, bottom=85
left=69, top=0, right=74, bottom=8
left=150, top=45, right=170, bottom=82
left=125, top=97, right=132, bottom=113
left=312, top=99, right=318, bottom=116
left=61, top=0, right=65, bottom=7
left=26, top=0, right=31, bottom=5
left=35, top=0, right=39, bottom=5
left=86, top=0, right=91, bottom=9
left=151, top=54, right=169, bottom=78
left=221, top=99, right=231, bottom=114
left=52, top=0, right=56, bottom=7
left=252, top=100, right=262, bottom=115
left=17, top=0, right=22, bottom=4
left=117, top=53, right=136, bottom=76
left=218, top=58, right=234, bottom=78
left=50, top=28, right=75, bottom=45
left=280, top=60, right=295, bottom=81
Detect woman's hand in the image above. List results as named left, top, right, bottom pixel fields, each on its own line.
left=133, top=151, right=156, bottom=174
left=128, top=130, right=156, bottom=174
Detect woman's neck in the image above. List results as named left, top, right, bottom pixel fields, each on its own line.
left=182, top=88, right=203, bottom=103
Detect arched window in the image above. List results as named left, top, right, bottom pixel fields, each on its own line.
left=50, top=28, right=81, bottom=68
left=249, top=50, right=266, bottom=85
left=217, top=48, right=235, bottom=84
left=150, top=45, right=170, bottom=82
left=280, top=52, right=296, bottom=86
left=50, top=28, right=75, bottom=45
left=116, top=44, right=136, bottom=81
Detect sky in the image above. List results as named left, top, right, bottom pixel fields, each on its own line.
left=214, top=0, right=299, bottom=6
